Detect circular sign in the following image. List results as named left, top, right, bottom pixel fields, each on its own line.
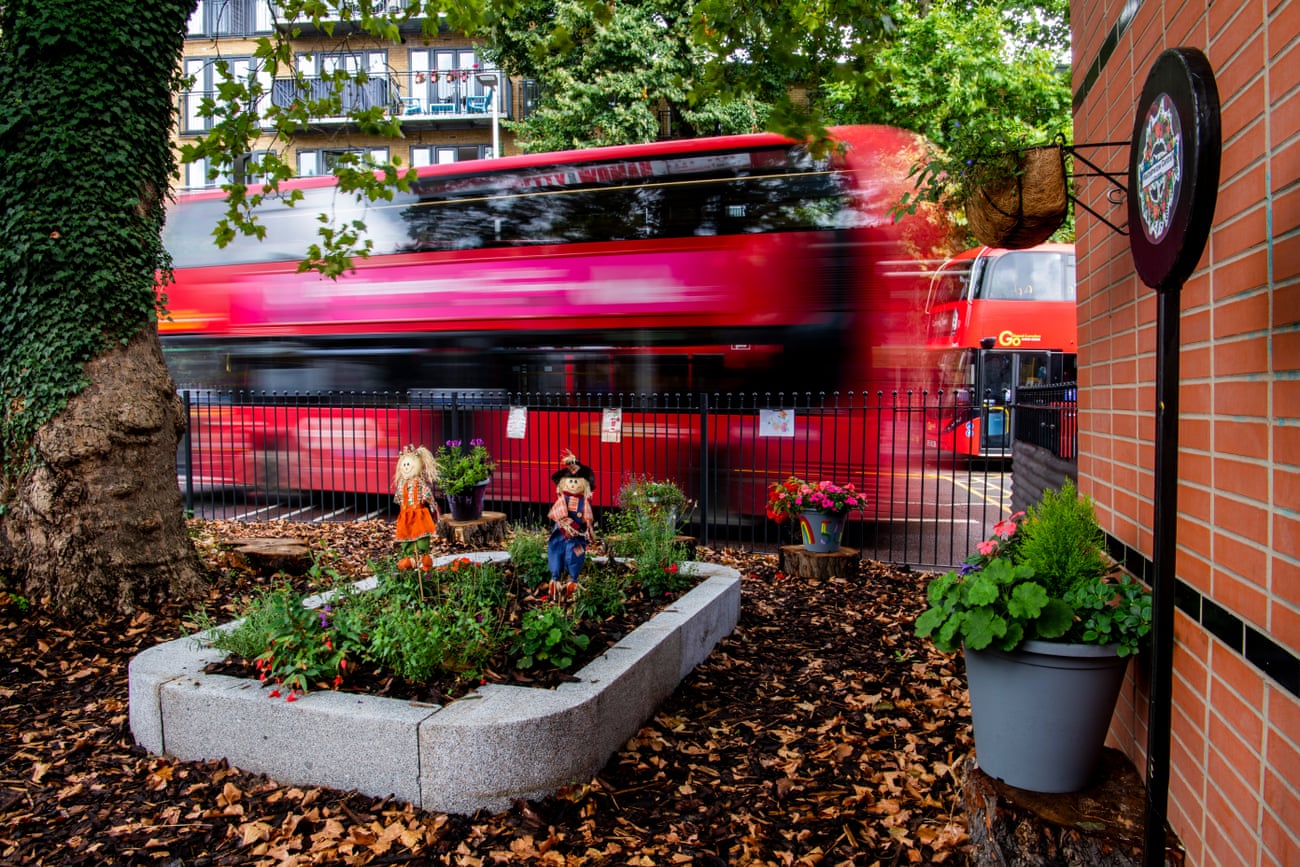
left=1127, top=48, right=1221, bottom=290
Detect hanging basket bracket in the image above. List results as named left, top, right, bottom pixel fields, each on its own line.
left=1064, top=141, right=1131, bottom=236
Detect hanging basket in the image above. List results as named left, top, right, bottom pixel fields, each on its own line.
left=965, top=145, right=1068, bottom=249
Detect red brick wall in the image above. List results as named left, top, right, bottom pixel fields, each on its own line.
left=1072, top=1, right=1299, bottom=864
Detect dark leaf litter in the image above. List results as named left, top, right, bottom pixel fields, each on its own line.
left=0, top=519, right=974, bottom=865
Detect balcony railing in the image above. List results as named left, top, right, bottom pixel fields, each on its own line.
left=271, top=0, right=422, bottom=34
left=396, top=71, right=510, bottom=120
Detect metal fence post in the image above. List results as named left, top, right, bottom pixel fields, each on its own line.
left=182, top=390, right=194, bottom=514
left=698, top=393, right=710, bottom=547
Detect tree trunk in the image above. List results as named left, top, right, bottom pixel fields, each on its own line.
left=1, top=328, right=205, bottom=612
left=0, top=0, right=205, bottom=613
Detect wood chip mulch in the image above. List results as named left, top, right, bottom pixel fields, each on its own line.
left=0, top=519, right=974, bottom=866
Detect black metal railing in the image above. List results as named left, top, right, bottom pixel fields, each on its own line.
left=178, top=389, right=1040, bottom=569
left=270, top=75, right=398, bottom=117
left=1013, top=383, right=1079, bottom=459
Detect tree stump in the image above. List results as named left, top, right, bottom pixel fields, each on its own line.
left=959, top=750, right=1184, bottom=866
left=778, top=545, right=860, bottom=580
left=437, top=511, right=507, bottom=547
left=220, top=537, right=313, bottom=577
left=605, top=534, right=697, bottom=560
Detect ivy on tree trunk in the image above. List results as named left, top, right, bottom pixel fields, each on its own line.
left=0, top=0, right=205, bottom=612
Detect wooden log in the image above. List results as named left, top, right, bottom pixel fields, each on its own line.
left=220, top=536, right=313, bottom=576
left=959, top=749, right=1184, bottom=866
left=605, top=534, right=697, bottom=560
left=437, top=511, right=508, bottom=548
left=778, top=545, right=860, bottom=580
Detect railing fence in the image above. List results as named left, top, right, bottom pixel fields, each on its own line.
left=179, top=388, right=1079, bottom=570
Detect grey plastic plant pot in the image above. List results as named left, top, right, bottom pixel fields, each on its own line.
left=963, top=639, right=1131, bottom=793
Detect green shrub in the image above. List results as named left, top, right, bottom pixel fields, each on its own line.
left=616, top=476, right=692, bottom=530
left=915, top=479, right=1152, bottom=657
left=1014, top=479, right=1108, bottom=595
left=572, top=558, right=630, bottom=620
left=513, top=605, right=590, bottom=670
left=506, top=525, right=552, bottom=589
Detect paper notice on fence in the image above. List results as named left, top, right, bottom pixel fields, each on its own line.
left=601, top=408, right=623, bottom=442
left=506, top=406, right=527, bottom=439
left=759, top=409, right=795, bottom=438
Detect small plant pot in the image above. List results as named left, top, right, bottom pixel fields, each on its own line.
left=798, top=509, right=846, bottom=552
left=447, top=480, right=489, bottom=521
left=963, top=639, right=1130, bottom=793
left=965, top=145, right=1068, bottom=249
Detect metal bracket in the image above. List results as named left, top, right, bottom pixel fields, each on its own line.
left=1064, top=141, right=1130, bottom=236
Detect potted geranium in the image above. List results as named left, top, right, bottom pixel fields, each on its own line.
left=914, top=480, right=1152, bottom=793
left=766, top=476, right=864, bottom=552
left=434, top=438, right=495, bottom=520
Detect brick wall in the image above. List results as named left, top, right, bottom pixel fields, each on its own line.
left=1072, top=1, right=1299, bottom=864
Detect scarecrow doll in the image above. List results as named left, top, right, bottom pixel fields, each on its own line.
left=546, top=450, right=596, bottom=600
left=393, top=444, right=439, bottom=573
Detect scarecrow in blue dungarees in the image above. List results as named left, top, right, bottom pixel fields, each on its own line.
left=546, top=451, right=595, bottom=601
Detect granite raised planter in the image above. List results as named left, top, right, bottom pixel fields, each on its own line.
left=128, top=552, right=741, bottom=814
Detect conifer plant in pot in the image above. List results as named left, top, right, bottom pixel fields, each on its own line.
left=915, top=480, right=1152, bottom=792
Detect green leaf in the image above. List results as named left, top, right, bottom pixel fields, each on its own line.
left=961, top=607, right=1006, bottom=651
left=1034, top=599, right=1075, bottom=639
left=1006, top=581, right=1049, bottom=618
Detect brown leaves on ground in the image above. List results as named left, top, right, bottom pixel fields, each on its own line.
left=0, top=520, right=974, bottom=865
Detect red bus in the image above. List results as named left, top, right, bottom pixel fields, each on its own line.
left=160, top=125, right=957, bottom=514
left=923, top=243, right=1077, bottom=458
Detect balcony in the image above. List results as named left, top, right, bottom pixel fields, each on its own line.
left=178, top=72, right=513, bottom=136
left=271, top=0, right=425, bottom=36
left=390, top=71, right=512, bottom=129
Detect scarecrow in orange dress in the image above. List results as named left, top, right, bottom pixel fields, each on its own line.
left=546, top=450, right=596, bottom=600
left=393, top=444, right=439, bottom=573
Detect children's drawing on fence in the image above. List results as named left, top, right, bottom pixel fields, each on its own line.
left=759, top=409, right=795, bottom=438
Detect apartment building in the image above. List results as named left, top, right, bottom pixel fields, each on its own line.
left=178, top=0, right=524, bottom=189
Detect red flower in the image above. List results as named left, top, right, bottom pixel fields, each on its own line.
left=268, top=689, right=281, bottom=698
left=286, top=692, right=298, bottom=702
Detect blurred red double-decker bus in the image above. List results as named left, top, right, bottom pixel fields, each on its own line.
left=923, top=243, right=1078, bottom=459
left=160, top=125, right=956, bottom=516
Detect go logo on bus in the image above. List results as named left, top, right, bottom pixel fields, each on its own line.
left=997, top=330, right=1043, bottom=347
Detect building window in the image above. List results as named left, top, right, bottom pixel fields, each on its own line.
left=183, top=157, right=227, bottom=190
left=297, top=148, right=391, bottom=177
left=407, top=48, right=487, bottom=114
left=410, top=145, right=491, bottom=167
left=181, top=56, right=272, bottom=134
left=187, top=0, right=275, bottom=37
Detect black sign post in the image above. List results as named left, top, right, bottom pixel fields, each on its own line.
left=1127, top=47, right=1220, bottom=867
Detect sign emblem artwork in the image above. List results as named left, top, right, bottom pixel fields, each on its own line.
left=1136, top=93, right=1183, bottom=244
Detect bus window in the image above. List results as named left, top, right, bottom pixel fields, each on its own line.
left=927, top=258, right=974, bottom=309
left=980, top=250, right=1073, bottom=301
left=1018, top=352, right=1050, bottom=387
left=982, top=351, right=1013, bottom=403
